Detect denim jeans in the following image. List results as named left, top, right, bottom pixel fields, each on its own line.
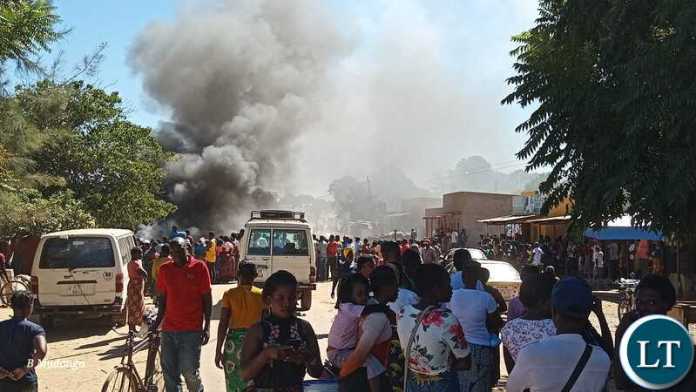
left=160, top=331, right=204, bottom=392
left=318, top=256, right=328, bottom=281
left=406, top=371, right=458, bottom=392
left=457, top=343, right=495, bottom=392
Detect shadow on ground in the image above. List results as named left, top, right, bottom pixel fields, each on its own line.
left=44, top=316, right=114, bottom=344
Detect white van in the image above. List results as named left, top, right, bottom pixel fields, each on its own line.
left=239, top=210, right=316, bottom=311
left=30, top=229, right=136, bottom=327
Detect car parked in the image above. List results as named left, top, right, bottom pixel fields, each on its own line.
left=239, top=210, right=317, bottom=311
left=31, top=229, right=135, bottom=327
left=444, top=247, right=521, bottom=302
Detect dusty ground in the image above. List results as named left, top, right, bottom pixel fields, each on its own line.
left=0, top=282, right=623, bottom=391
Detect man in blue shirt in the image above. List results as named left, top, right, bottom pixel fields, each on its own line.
left=0, top=290, right=47, bottom=392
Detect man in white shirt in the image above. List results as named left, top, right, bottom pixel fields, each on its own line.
left=532, top=243, right=544, bottom=266
left=420, top=241, right=438, bottom=264
left=507, top=277, right=611, bottom=392
left=593, top=246, right=605, bottom=279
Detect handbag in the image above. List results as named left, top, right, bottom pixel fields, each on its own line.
left=402, top=305, right=436, bottom=392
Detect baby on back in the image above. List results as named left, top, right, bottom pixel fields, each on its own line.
left=327, top=273, right=387, bottom=386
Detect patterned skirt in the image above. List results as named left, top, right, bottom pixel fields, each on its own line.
left=386, top=328, right=405, bottom=392
left=457, top=343, right=496, bottom=392
left=225, top=329, right=249, bottom=392
left=406, top=371, right=459, bottom=392
left=126, top=278, right=144, bottom=325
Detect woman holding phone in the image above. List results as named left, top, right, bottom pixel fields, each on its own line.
left=240, top=270, right=323, bottom=391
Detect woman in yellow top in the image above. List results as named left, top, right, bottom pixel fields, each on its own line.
left=150, top=244, right=173, bottom=297
left=205, top=233, right=218, bottom=283
left=215, top=263, right=265, bottom=391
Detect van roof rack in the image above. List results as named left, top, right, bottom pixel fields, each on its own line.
left=250, top=210, right=306, bottom=221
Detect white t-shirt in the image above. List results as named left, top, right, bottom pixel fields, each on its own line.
left=449, top=273, right=485, bottom=291
left=506, top=334, right=610, bottom=392
left=389, top=288, right=419, bottom=315
left=451, top=231, right=459, bottom=243
left=593, top=250, right=605, bottom=268
left=447, top=288, right=498, bottom=346
left=532, top=247, right=544, bottom=265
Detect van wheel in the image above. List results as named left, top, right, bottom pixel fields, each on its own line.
left=113, top=307, right=127, bottom=327
left=299, top=290, right=312, bottom=311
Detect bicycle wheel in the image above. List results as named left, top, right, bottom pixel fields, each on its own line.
left=617, top=296, right=628, bottom=320
left=143, top=341, right=164, bottom=391
left=102, top=365, right=139, bottom=392
left=0, top=279, right=30, bottom=305
left=150, top=351, right=165, bottom=390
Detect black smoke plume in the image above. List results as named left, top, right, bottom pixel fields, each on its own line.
left=130, top=0, right=348, bottom=231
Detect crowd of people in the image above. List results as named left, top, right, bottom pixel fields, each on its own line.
left=137, top=234, right=694, bottom=391
left=479, top=234, right=665, bottom=282
left=1, top=225, right=694, bottom=392
left=312, top=235, right=446, bottom=298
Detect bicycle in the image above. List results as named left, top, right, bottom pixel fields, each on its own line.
left=615, top=278, right=639, bottom=320
left=101, top=312, right=164, bottom=392
left=0, top=270, right=31, bottom=306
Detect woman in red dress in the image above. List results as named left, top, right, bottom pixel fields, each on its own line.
left=126, top=247, right=147, bottom=332
left=218, top=241, right=238, bottom=283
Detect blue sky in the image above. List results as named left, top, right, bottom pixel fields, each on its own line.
left=50, top=0, right=540, bottom=190
left=53, top=0, right=177, bottom=128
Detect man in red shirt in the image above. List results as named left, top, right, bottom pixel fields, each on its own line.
left=326, top=235, right=340, bottom=298
left=155, top=237, right=212, bottom=392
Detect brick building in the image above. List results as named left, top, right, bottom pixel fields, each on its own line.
left=423, top=191, right=516, bottom=247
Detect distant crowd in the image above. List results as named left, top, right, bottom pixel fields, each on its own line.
left=479, top=233, right=665, bottom=281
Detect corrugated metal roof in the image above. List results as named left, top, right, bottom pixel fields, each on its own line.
left=477, top=214, right=537, bottom=224
left=524, top=215, right=572, bottom=224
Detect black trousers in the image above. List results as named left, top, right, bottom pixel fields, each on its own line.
left=0, top=380, right=38, bottom=392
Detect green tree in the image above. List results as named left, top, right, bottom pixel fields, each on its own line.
left=0, top=189, right=95, bottom=236
left=28, top=81, right=176, bottom=229
left=0, top=0, right=64, bottom=77
left=0, top=0, right=90, bottom=237
left=503, top=1, right=696, bottom=241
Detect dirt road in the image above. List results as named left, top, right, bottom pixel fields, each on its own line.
left=0, top=282, right=622, bottom=391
